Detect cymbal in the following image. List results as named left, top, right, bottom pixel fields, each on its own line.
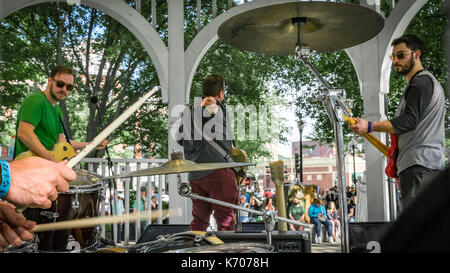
left=217, top=1, right=385, bottom=56
left=103, top=159, right=255, bottom=179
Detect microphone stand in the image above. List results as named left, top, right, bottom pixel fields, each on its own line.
left=91, top=96, right=118, bottom=242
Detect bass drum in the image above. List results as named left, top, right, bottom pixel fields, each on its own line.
left=92, top=231, right=226, bottom=253
left=23, top=169, right=105, bottom=252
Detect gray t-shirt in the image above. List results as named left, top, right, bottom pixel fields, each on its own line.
left=390, top=70, right=446, bottom=174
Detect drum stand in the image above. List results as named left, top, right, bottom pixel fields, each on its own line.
left=296, top=46, right=351, bottom=253
left=176, top=173, right=314, bottom=247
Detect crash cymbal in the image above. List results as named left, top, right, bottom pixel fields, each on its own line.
left=103, top=159, right=254, bottom=179
left=217, top=1, right=384, bottom=56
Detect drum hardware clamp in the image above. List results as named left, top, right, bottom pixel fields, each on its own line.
left=40, top=211, right=59, bottom=221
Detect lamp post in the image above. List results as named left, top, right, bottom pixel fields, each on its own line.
left=350, top=138, right=357, bottom=185
left=297, top=119, right=304, bottom=183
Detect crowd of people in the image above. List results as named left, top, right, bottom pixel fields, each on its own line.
left=238, top=184, right=276, bottom=223
left=237, top=182, right=359, bottom=244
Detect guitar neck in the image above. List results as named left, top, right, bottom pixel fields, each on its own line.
left=344, top=115, right=389, bottom=157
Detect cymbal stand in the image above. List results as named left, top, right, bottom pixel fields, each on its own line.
left=176, top=177, right=314, bottom=246
left=294, top=30, right=350, bottom=251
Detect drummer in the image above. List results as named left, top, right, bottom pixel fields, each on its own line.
left=0, top=156, right=76, bottom=251
left=13, top=65, right=107, bottom=221
left=178, top=75, right=239, bottom=231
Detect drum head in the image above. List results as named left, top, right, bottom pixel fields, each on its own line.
left=72, top=168, right=103, bottom=186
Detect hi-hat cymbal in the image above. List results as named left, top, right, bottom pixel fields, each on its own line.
left=103, top=159, right=255, bottom=180
left=218, top=1, right=385, bottom=56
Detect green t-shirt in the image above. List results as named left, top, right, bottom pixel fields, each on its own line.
left=132, top=198, right=147, bottom=212
left=14, top=91, right=64, bottom=156
left=288, top=203, right=305, bottom=220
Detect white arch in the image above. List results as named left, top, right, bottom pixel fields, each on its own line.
left=346, top=0, right=428, bottom=96
left=0, top=0, right=169, bottom=101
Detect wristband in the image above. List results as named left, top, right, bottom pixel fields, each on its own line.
left=368, top=121, right=373, bottom=133
left=0, top=160, right=11, bottom=198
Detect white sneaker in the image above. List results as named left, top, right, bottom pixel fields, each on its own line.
left=328, top=237, right=333, bottom=243
left=317, top=236, right=322, bottom=244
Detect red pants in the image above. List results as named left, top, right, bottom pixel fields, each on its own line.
left=189, top=168, right=239, bottom=231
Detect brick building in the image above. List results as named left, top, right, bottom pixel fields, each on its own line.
left=289, top=140, right=366, bottom=192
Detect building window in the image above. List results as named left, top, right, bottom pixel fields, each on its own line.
left=307, top=175, right=312, bottom=181
left=317, top=174, right=322, bottom=180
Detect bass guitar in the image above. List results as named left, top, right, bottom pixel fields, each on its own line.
left=14, top=141, right=77, bottom=162
left=232, top=146, right=248, bottom=185
left=343, top=114, right=399, bottom=180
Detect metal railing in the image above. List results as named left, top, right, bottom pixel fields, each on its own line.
left=76, top=157, right=169, bottom=246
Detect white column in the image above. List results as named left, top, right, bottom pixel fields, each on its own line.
left=167, top=0, right=192, bottom=225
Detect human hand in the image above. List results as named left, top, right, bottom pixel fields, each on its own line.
left=6, top=157, right=77, bottom=209
left=0, top=202, right=36, bottom=252
left=201, top=96, right=217, bottom=107
left=348, top=118, right=369, bottom=135
left=96, top=139, right=109, bottom=150
left=201, top=97, right=218, bottom=114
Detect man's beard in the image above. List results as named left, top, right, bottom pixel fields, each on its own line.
left=50, top=85, right=64, bottom=101
left=395, top=55, right=415, bottom=76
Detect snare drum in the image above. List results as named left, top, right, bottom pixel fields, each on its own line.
left=24, top=169, right=105, bottom=252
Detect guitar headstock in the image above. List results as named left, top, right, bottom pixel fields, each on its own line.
left=343, top=108, right=356, bottom=125
left=269, top=160, right=284, bottom=185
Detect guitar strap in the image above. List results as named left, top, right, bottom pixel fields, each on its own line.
left=58, top=114, right=72, bottom=145
left=206, top=140, right=246, bottom=178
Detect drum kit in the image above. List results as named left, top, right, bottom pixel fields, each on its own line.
left=5, top=1, right=384, bottom=254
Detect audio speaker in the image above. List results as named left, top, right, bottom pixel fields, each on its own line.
left=239, top=222, right=279, bottom=231
left=348, top=222, right=392, bottom=253
left=213, top=230, right=311, bottom=253
left=137, top=224, right=190, bottom=244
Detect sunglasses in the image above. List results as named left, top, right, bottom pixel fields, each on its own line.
left=53, top=78, right=74, bottom=91
left=389, top=50, right=414, bottom=61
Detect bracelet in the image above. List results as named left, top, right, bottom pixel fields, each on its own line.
left=0, top=160, right=11, bottom=198
left=368, top=121, right=373, bottom=133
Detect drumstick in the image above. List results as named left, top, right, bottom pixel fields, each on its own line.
left=31, top=208, right=181, bottom=233
left=67, top=85, right=159, bottom=168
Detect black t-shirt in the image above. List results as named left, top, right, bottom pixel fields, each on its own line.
left=390, top=71, right=434, bottom=135
left=348, top=201, right=356, bottom=217
left=249, top=203, right=263, bottom=218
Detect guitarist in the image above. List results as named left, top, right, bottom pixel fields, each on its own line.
left=14, top=66, right=108, bottom=162
left=14, top=66, right=107, bottom=224
left=177, top=75, right=239, bottom=231
left=348, top=34, right=445, bottom=210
